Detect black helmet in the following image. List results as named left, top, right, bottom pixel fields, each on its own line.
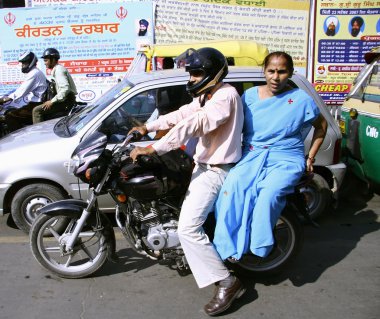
left=18, top=51, right=37, bottom=73
left=185, top=47, right=228, bottom=97
left=41, top=48, right=60, bottom=60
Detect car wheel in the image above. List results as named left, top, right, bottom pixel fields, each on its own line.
left=11, top=183, right=67, bottom=234
left=299, top=173, right=331, bottom=220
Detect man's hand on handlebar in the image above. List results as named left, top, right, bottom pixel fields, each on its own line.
left=128, top=125, right=148, bottom=137
left=130, top=146, right=156, bottom=162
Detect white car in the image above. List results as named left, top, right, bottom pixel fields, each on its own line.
left=0, top=67, right=346, bottom=233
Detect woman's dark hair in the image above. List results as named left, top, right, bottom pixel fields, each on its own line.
left=263, top=51, right=294, bottom=74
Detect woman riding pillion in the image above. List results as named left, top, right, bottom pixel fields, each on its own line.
left=213, top=51, right=327, bottom=262
left=128, top=47, right=246, bottom=316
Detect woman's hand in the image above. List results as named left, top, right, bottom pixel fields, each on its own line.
left=306, top=114, right=328, bottom=172
left=306, top=157, right=315, bottom=172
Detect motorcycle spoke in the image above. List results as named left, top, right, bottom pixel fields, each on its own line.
left=64, top=254, right=74, bottom=268
left=44, top=246, right=61, bottom=253
left=80, top=244, right=95, bottom=261
left=46, top=225, right=61, bottom=240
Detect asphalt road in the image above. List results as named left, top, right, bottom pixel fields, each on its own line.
left=0, top=174, right=379, bottom=319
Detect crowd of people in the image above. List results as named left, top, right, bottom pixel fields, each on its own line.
left=1, top=45, right=327, bottom=316
left=0, top=47, right=77, bottom=134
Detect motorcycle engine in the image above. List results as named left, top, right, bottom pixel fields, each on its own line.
left=131, top=200, right=181, bottom=251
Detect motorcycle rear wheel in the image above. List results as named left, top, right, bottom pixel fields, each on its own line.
left=236, top=208, right=303, bottom=275
left=30, top=214, right=109, bottom=279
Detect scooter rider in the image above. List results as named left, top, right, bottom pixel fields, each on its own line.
left=129, top=47, right=246, bottom=316
left=32, top=48, right=77, bottom=123
left=0, top=51, right=47, bottom=132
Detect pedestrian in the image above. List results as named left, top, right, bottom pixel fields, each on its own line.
left=213, top=51, right=327, bottom=262
left=0, top=51, right=47, bottom=132
left=128, top=47, right=246, bottom=316
left=32, top=48, right=77, bottom=123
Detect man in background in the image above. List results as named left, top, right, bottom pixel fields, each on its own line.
left=0, top=51, right=47, bottom=132
left=32, top=48, right=77, bottom=123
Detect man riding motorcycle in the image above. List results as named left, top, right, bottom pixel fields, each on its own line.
left=129, top=47, right=246, bottom=316
left=32, top=48, right=77, bottom=124
left=0, top=51, right=47, bottom=132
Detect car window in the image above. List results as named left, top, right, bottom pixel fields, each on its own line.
left=98, top=84, right=192, bottom=138
left=55, top=78, right=135, bottom=137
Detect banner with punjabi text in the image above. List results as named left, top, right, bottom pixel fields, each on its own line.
left=155, top=0, right=310, bottom=72
left=312, top=0, right=380, bottom=106
left=28, top=0, right=311, bottom=74
left=0, top=2, right=154, bottom=101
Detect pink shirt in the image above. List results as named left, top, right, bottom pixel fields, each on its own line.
left=145, top=83, right=244, bottom=164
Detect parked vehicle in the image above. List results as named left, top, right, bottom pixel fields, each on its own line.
left=0, top=66, right=345, bottom=233
left=127, top=40, right=269, bottom=75
left=30, top=130, right=312, bottom=278
left=339, top=46, right=380, bottom=192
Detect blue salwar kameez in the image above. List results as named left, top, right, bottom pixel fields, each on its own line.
left=213, top=87, right=320, bottom=260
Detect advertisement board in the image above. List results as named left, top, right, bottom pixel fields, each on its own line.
left=28, top=0, right=311, bottom=73
left=312, top=0, right=380, bottom=106
left=0, top=2, right=154, bottom=101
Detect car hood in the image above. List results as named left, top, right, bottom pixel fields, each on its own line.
left=0, top=120, right=62, bottom=148
left=0, top=120, right=81, bottom=177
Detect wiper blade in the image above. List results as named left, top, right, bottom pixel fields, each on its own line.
left=56, top=116, right=71, bottom=137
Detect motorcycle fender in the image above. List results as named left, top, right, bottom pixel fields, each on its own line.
left=38, top=199, right=87, bottom=218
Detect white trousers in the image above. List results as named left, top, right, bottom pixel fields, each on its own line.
left=178, top=163, right=232, bottom=288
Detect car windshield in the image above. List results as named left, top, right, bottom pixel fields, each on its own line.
left=54, top=78, right=134, bottom=137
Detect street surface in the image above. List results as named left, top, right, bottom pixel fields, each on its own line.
left=0, top=173, right=379, bottom=319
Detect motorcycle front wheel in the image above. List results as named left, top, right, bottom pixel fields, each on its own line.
left=30, top=214, right=109, bottom=279
left=236, top=208, right=303, bottom=275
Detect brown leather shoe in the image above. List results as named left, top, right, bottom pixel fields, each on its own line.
left=204, top=276, right=246, bottom=316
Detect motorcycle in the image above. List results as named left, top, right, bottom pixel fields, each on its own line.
left=30, top=130, right=313, bottom=279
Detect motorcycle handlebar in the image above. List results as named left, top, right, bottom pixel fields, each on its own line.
left=121, top=130, right=143, bottom=146
left=116, top=130, right=143, bottom=155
